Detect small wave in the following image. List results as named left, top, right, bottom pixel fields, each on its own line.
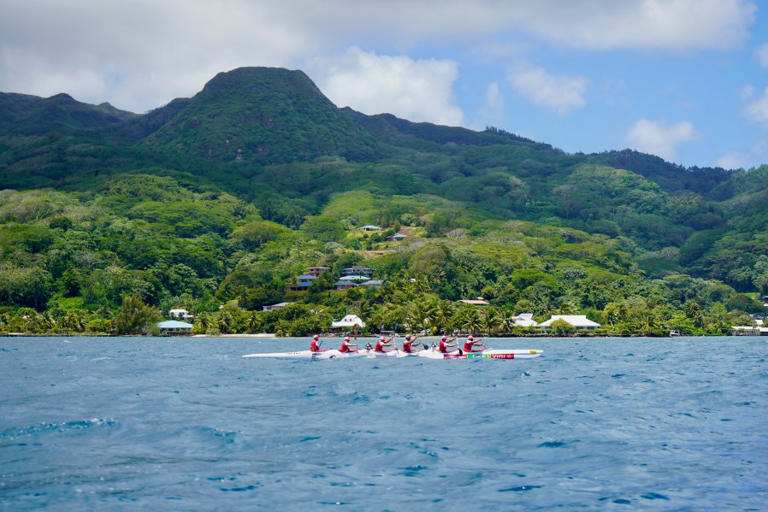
left=0, top=418, right=116, bottom=439
left=641, top=492, right=670, bottom=500
left=498, top=485, right=542, bottom=493
left=400, top=465, right=429, bottom=476
left=537, top=440, right=578, bottom=448
left=219, top=484, right=258, bottom=492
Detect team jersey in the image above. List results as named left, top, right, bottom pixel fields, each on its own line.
left=402, top=341, right=412, bottom=353
left=310, top=341, right=321, bottom=352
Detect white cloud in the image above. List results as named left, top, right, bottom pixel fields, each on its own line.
left=715, top=139, right=768, bottom=169
left=504, top=0, right=756, bottom=51
left=296, top=0, right=755, bottom=51
left=740, top=85, right=755, bottom=100
left=756, top=43, right=768, bottom=67
left=484, top=82, right=505, bottom=121
left=0, top=1, right=311, bottom=111
left=715, top=150, right=749, bottom=170
left=0, top=1, right=757, bottom=112
left=509, top=66, right=587, bottom=115
left=314, top=48, right=463, bottom=126
left=745, top=86, right=768, bottom=125
left=625, top=119, right=698, bottom=161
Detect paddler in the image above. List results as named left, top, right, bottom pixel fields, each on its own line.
left=438, top=334, right=460, bottom=353
left=310, top=334, right=325, bottom=352
left=463, top=334, right=487, bottom=353
left=339, top=335, right=359, bottom=353
left=374, top=334, right=396, bottom=353
left=401, top=333, right=424, bottom=353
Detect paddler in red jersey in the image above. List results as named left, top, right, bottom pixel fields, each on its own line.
left=438, top=334, right=460, bottom=353
left=310, top=334, right=325, bottom=352
left=401, top=334, right=424, bottom=353
left=374, top=334, right=396, bottom=353
left=463, top=334, right=487, bottom=353
left=339, top=335, right=359, bottom=353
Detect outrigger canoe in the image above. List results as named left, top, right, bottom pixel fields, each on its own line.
left=242, top=348, right=543, bottom=360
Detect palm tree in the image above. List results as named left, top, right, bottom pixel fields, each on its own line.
left=482, top=308, right=503, bottom=335
left=453, top=305, right=480, bottom=335
left=500, top=310, right=518, bottom=334
left=413, top=298, right=438, bottom=333
left=434, top=300, right=455, bottom=333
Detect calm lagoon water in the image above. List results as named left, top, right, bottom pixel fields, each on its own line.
left=1, top=336, right=766, bottom=510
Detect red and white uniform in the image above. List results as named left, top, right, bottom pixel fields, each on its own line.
left=402, top=338, right=413, bottom=353
left=310, top=336, right=322, bottom=352
left=464, top=337, right=479, bottom=352
left=438, top=337, right=448, bottom=353
left=339, top=337, right=353, bottom=352
left=374, top=337, right=386, bottom=352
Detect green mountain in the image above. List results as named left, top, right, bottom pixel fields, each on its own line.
left=142, top=67, right=380, bottom=163
left=0, top=66, right=766, bottom=335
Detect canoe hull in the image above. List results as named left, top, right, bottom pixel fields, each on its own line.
left=243, top=348, right=542, bottom=360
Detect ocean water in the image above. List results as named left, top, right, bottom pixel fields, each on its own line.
left=1, top=336, right=766, bottom=511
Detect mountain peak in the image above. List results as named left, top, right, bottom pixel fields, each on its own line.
left=142, top=66, right=378, bottom=163
left=201, top=67, right=328, bottom=103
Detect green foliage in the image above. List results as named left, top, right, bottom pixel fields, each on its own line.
left=114, top=295, right=162, bottom=335
left=0, top=67, right=766, bottom=336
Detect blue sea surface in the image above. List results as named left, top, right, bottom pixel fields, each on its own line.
left=1, top=336, right=766, bottom=510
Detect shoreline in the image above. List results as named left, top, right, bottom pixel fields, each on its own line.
left=0, top=333, right=755, bottom=339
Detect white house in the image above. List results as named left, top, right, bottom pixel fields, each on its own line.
left=331, top=314, right=366, bottom=329
left=512, top=313, right=538, bottom=327
left=360, top=225, right=382, bottom=231
left=157, top=320, right=193, bottom=336
left=342, top=266, right=373, bottom=277
left=459, top=299, right=489, bottom=306
left=169, top=308, right=194, bottom=321
left=341, top=274, right=371, bottom=282
left=539, top=315, right=600, bottom=330
left=263, top=302, right=293, bottom=312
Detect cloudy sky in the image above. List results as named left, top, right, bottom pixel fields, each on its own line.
left=1, top=0, right=766, bottom=169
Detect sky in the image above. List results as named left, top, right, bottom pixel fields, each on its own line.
left=1, top=0, right=767, bottom=170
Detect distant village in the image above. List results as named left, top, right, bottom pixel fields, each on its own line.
left=154, top=224, right=768, bottom=337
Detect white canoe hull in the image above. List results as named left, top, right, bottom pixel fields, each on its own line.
left=242, top=348, right=542, bottom=360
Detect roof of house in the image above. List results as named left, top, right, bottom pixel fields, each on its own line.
left=265, top=302, right=293, bottom=308
left=512, top=313, right=538, bottom=326
left=341, top=275, right=371, bottom=281
left=157, top=320, right=194, bottom=329
left=362, top=279, right=384, bottom=286
left=296, top=274, right=317, bottom=280
left=538, top=315, right=600, bottom=328
left=334, top=281, right=357, bottom=286
left=459, top=299, right=490, bottom=305
left=360, top=225, right=382, bottom=230
left=331, top=314, right=366, bottom=328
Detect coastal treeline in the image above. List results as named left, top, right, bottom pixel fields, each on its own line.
left=0, top=177, right=761, bottom=336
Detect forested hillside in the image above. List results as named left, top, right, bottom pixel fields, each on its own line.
left=1, top=67, right=766, bottom=335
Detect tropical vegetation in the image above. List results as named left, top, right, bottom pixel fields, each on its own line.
left=0, top=67, right=765, bottom=336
